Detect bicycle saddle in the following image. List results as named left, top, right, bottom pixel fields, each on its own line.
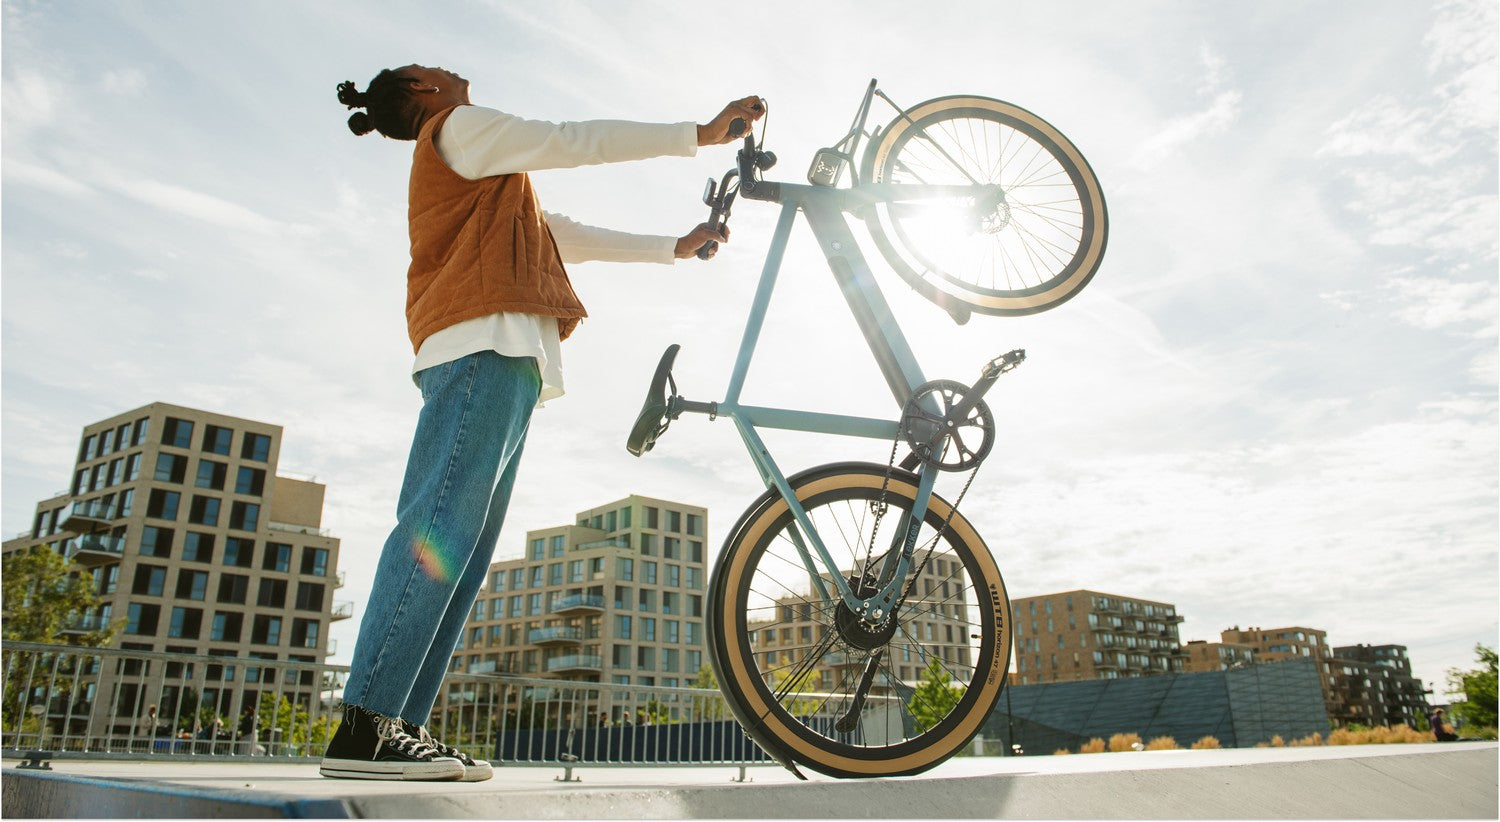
left=625, top=344, right=681, bottom=456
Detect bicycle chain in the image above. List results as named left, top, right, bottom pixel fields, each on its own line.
left=862, top=435, right=981, bottom=621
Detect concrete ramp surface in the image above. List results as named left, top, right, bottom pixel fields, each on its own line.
left=3, top=742, right=1495, bottom=818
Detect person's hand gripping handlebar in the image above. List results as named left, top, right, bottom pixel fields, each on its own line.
left=694, top=97, right=766, bottom=260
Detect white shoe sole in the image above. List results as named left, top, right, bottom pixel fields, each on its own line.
left=458, top=760, right=494, bottom=782
left=319, top=756, right=465, bottom=781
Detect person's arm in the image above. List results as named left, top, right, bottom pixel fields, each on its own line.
left=439, top=106, right=698, bottom=178
left=547, top=212, right=729, bottom=265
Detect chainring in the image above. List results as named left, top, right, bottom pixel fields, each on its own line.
left=900, top=379, right=995, bottom=472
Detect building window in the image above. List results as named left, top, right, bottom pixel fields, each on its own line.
left=168, top=607, right=202, bottom=639
left=140, top=526, right=174, bottom=558
left=638, top=589, right=656, bottom=612
left=79, top=434, right=96, bottom=462
left=132, top=565, right=166, bottom=596
left=529, top=566, right=543, bottom=588
left=125, top=603, right=159, bottom=635
left=175, top=570, right=209, bottom=601
left=666, top=510, right=682, bottom=532
left=527, top=593, right=542, bottom=615
left=210, top=612, right=243, bottom=642
left=548, top=563, right=563, bottom=585
left=615, top=615, right=632, bottom=639
left=257, top=578, right=288, bottom=608
left=195, top=460, right=227, bottom=490
left=667, top=565, right=681, bottom=587
left=187, top=495, right=221, bottom=526
left=241, top=433, right=271, bottom=462
left=162, top=417, right=193, bottom=448
left=640, top=534, right=657, bottom=556
left=229, top=501, right=260, bottom=532
left=146, top=489, right=180, bottom=521
left=236, top=467, right=266, bottom=496
left=643, top=561, right=658, bottom=585
left=223, top=537, right=254, bottom=568
left=218, top=574, right=249, bottom=604
left=645, top=507, right=659, bottom=528
left=293, top=618, right=321, bottom=649
left=251, top=616, right=282, bottom=645
left=295, top=582, right=325, bottom=611
left=549, top=535, right=565, bottom=557
left=124, top=453, right=141, bottom=482
left=664, top=537, right=679, bottom=560
left=686, top=514, right=703, bottom=536
left=529, top=539, right=544, bottom=561
left=201, top=425, right=232, bottom=455
left=182, top=532, right=215, bottom=563
left=154, top=454, right=187, bottom=484
left=642, top=617, right=657, bottom=642
left=300, top=547, right=329, bottom=576
left=619, top=506, right=632, bottom=528
left=614, top=585, right=632, bottom=610
left=132, top=417, right=150, bottom=446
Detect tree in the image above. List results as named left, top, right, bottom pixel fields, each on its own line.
left=691, top=664, right=728, bottom=720
left=1446, top=644, right=1497, bottom=733
left=907, top=657, right=963, bottom=733
left=1, top=545, right=115, bottom=646
left=2, top=545, right=117, bottom=732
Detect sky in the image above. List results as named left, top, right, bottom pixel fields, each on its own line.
left=2, top=0, right=1496, bottom=703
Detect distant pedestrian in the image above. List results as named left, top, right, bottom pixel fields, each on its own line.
left=1429, top=707, right=1458, bottom=741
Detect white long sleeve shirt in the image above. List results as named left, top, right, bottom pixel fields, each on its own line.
left=411, top=105, right=699, bottom=404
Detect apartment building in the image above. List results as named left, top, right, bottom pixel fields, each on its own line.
left=747, top=553, right=976, bottom=695
left=1220, top=625, right=1339, bottom=717
left=1330, top=643, right=1429, bottom=728
left=1010, top=590, right=1185, bottom=684
left=1181, top=639, right=1257, bottom=673
left=2, top=402, right=348, bottom=735
left=447, top=495, right=707, bottom=724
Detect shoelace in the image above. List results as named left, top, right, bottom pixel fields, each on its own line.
left=416, top=725, right=473, bottom=763
left=374, top=715, right=442, bottom=759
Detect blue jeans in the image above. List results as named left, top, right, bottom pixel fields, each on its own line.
left=343, top=351, right=540, bottom=722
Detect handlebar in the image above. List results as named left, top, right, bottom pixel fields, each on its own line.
left=694, top=105, right=777, bottom=260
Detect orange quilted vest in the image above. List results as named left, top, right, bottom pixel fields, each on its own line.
left=404, top=106, right=587, bottom=352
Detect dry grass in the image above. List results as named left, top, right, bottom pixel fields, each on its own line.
left=1107, top=732, right=1143, bottom=752
left=1052, top=748, right=1072, bottom=756
left=1059, top=724, right=1435, bottom=755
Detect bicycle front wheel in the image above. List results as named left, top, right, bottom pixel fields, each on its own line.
left=708, top=462, right=1012, bottom=778
left=861, top=95, right=1108, bottom=316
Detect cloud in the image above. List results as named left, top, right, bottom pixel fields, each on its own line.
left=1132, top=91, right=1242, bottom=169
left=100, top=68, right=147, bottom=96
left=1382, top=276, right=1499, bottom=336
left=97, top=176, right=284, bottom=235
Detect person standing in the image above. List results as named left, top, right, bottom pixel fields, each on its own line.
left=322, top=64, right=761, bottom=782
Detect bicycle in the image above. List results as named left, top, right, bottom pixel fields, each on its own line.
left=626, top=79, right=1107, bottom=779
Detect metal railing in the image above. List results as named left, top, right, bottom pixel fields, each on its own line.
left=1, top=640, right=783, bottom=776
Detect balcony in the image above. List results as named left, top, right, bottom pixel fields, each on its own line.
left=528, top=626, right=583, bottom=647
left=58, top=614, right=109, bottom=635
left=822, top=652, right=861, bottom=667
left=550, top=593, right=604, bottom=616
left=334, top=571, right=346, bottom=589
left=67, top=535, right=125, bottom=567
left=330, top=600, right=354, bottom=621
left=545, top=653, right=602, bottom=674
left=61, top=500, right=118, bottom=535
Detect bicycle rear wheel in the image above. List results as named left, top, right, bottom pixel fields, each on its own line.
left=861, top=95, right=1108, bottom=316
left=708, top=462, right=1011, bottom=778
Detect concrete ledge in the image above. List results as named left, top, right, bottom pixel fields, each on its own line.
left=3, top=742, right=1495, bottom=818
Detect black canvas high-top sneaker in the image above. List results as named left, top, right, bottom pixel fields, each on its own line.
left=319, top=704, right=464, bottom=781
left=401, top=719, right=494, bottom=782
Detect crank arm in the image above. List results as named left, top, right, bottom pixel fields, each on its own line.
left=834, top=648, right=885, bottom=734
left=947, top=348, right=1025, bottom=421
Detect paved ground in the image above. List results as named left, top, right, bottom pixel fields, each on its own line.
left=3, top=741, right=1496, bottom=818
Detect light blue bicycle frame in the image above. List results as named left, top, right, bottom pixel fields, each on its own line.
left=677, top=182, right=949, bottom=623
